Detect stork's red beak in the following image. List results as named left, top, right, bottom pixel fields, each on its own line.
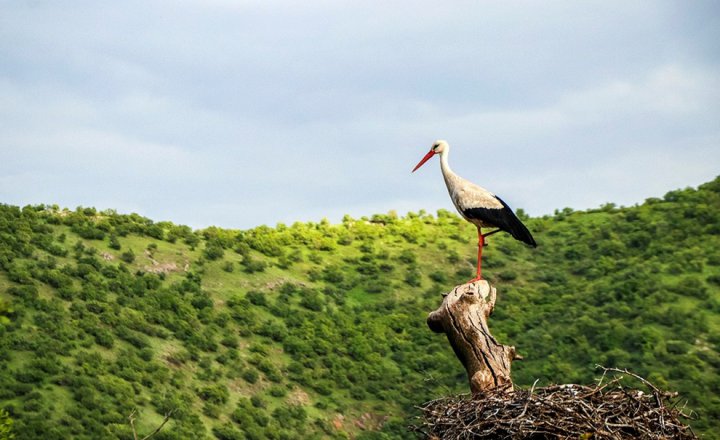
left=412, top=150, right=435, bottom=173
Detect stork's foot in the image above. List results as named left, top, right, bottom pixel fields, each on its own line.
left=466, top=275, right=483, bottom=284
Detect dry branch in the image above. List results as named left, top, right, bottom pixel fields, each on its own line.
left=128, top=408, right=176, bottom=440
left=427, top=280, right=518, bottom=393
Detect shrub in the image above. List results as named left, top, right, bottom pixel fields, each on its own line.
left=299, top=291, right=324, bottom=312
left=429, top=271, right=447, bottom=283
left=707, top=274, right=720, bottom=286
left=398, top=249, right=417, bottom=264
left=498, top=270, right=518, bottom=281
left=198, top=384, right=229, bottom=405
left=120, top=249, right=135, bottom=263
left=268, top=385, right=287, bottom=397
left=242, top=255, right=267, bottom=273
left=246, top=291, right=268, bottom=307
left=212, top=424, right=244, bottom=440
left=242, top=369, right=259, bottom=384
left=203, top=243, right=224, bottom=261
left=251, top=395, right=267, bottom=408
left=0, top=408, right=13, bottom=440
left=405, top=266, right=422, bottom=287
left=220, top=334, right=239, bottom=348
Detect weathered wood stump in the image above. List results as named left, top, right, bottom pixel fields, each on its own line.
left=427, top=280, right=520, bottom=393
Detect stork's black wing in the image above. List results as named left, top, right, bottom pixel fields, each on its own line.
left=463, top=196, right=537, bottom=247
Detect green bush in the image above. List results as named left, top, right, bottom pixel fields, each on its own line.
left=203, top=242, right=225, bottom=261
left=241, top=369, right=259, bottom=384
left=242, top=255, right=267, bottom=273
left=198, top=384, right=229, bottom=405
left=120, top=249, right=135, bottom=263
left=0, top=408, right=14, bottom=440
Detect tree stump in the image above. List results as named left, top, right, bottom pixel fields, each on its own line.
left=427, top=280, right=520, bottom=393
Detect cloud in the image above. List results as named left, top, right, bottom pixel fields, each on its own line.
left=0, top=1, right=718, bottom=228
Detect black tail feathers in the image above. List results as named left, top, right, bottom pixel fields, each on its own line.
left=495, top=196, right=537, bottom=247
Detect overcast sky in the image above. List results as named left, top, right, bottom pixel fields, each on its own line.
left=1, top=1, right=718, bottom=229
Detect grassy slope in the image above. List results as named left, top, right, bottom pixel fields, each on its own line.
left=0, top=177, right=718, bottom=439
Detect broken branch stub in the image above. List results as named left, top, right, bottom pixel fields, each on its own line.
left=427, top=280, right=518, bottom=393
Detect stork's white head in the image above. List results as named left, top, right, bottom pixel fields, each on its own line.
left=431, top=140, right=449, bottom=154
left=412, top=140, right=449, bottom=172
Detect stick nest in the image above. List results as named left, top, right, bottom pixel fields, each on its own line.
left=413, top=367, right=697, bottom=439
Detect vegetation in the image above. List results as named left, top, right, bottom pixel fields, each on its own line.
left=0, top=178, right=718, bottom=439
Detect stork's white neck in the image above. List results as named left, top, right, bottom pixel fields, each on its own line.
left=439, top=148, right=454, bottom=181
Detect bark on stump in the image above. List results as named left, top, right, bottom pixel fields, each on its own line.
left=427, top=280, right=519, bottom=393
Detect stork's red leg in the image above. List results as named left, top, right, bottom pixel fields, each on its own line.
left=468, top=228, right=484, bottom=283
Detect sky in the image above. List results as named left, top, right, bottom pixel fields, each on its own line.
left=1, top=1, right=719, bottom=229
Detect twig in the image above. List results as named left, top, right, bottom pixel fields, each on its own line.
left=515, top=379, right=539, bottom=420
left=128, top=409, right=139, bottom=440
left=141, top=409, right=176, bottom=440
left=127, top=408, right=176, bottom=440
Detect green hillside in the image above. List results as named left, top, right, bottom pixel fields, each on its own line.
left=1, top=177, right=719, bottom=439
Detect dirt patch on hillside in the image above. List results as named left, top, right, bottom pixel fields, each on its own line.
left=353, top=412, right=388, bottom=431
left=144, top=262, right=179, bottom=274
left=332, top=412, right=388, bottom=433
left=287, top=388, right=310, bottom=406
left=264, top=279, right=307, bottom=290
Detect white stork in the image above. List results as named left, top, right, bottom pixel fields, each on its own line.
left=412, top=140, right=536, bottom=281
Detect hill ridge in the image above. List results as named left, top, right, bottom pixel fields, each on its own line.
left=0, top=176, right=718, bottom=439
